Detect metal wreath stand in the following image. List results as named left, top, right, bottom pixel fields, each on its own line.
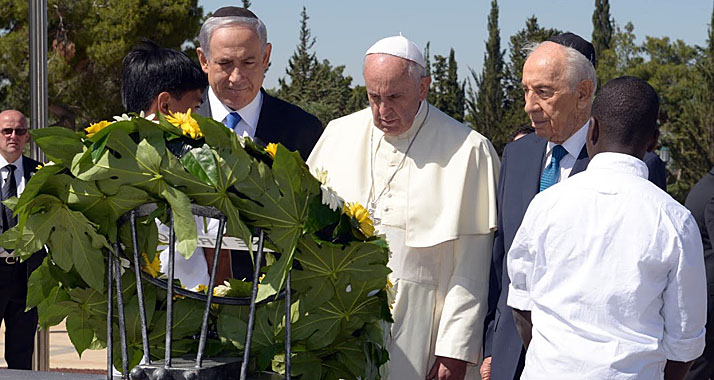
left=106, top=203, right=292, bottom=380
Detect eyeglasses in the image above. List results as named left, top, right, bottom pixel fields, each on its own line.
left=1, top=128, right=28, bottom=136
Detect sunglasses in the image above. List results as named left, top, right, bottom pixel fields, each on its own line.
left=1, top=128, right=28, bottom=136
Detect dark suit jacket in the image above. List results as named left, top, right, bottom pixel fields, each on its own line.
left=683, top=167, right=714, bottom=380
left=194, top=88, right=323, bottom=161
left=484, top=133, right=668, bottom=380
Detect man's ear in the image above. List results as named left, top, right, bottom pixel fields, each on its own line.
left=262, top=43, right=272, bottom=71
left=197, top=48, right=209, bottom=73
left=589, top=116, right=600, bottom=146
left=419, top=76, right=431, bottom=102
left=646, top=128, right=660, bottom=153
left=157, top=91, right=171, bottom=115
left=577, top=80, right=595, bottom=109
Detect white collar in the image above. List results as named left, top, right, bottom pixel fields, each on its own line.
left=0, top=155, right=23, bottom=177
left=547, top=120, right=589, bottom=159
left=207, top=87, right=263, bottom=129
left=587, top=152, right=649, bottom=179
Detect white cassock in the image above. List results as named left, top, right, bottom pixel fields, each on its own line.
left=307, top=102, right=500, bottom=379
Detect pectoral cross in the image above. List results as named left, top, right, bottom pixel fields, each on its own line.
left=368, top=202, right=381, bottom=226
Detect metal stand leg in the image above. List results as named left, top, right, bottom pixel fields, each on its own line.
left=107, top=253, right=114, bottom=380
left=196, top=216, right=227, bottom=368
left=284, top=271, right=292, bottom=380
left=130, top=210, right=151, bottom=365
left=113, top=243, right=130, bottom=378
left=165, top=212, right=175, bottom=368
left=240, top=230, right=265, bottom=380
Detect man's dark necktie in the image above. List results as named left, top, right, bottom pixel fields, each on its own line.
left=2, top=164, right=17, bottom=231
left=539, top=145, right=567, bottom=192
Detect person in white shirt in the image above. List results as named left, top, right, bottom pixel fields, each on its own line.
left=507, top=76, right=707, bottom=380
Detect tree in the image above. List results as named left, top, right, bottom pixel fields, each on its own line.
left=501, top=16, right=560, bottom=143
left=0, top=0, right=203, bottom=129
left=430, top=49, right=465, bottom=122
left=242, top=0, right=251, bottom=8
left=592, top=0, right=613, bottom=59
left=276, top=7, right=359, bottom=125
left=467, top=0, right=506, bottom=152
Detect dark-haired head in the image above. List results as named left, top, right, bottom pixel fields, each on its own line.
left=121, top=40, right=208, bottom=114
left=511, top=124, right=535, bottom=141
left=588, top=76, right=659, bottom=160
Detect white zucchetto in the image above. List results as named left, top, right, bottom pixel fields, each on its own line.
left=365, top=34, right=426, bottom=68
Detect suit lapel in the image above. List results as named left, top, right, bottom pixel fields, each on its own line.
left=254, top=88, right=273, bottom=147
left=194, top=87, right=212, bottom=118
left=22, top=156, right=36, bottom=181
left=514, top=135, right=547, bottom=208
left=570, top=145, right=590, bottom=176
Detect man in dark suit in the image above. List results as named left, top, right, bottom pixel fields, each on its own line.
left=684, top=167, right=714, bottom=380
left=481, top=33, right=668, bottom=380
left=194, top=6, right=322, bottom=161
left=0, top=109, right=42, bottom=369
left=194, top=6, right=322, bottom=279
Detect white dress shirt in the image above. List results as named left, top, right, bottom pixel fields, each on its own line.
left=207, top=87, right=263, bottom=138
left=507, top=152, right=707, bottom=379
left=0, top=155, right=25, bottom=196
left=543, top=120, right=589, bottom=182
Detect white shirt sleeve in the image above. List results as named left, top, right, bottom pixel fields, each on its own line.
left=507, top=202, right=538, bottom=312
left=661, top=213, right=707, bottom=362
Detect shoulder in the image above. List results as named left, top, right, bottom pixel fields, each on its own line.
left=325, top=108, right=373, bottom=129
left=262, top=91, right=321, bottom=128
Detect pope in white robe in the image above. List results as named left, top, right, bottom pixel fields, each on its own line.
left=307, top=35, right=500, bottom=380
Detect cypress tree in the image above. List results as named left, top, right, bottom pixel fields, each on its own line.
left=591, top=0, right=613, bottom=58
left=467, top=0, right=506, bottom=152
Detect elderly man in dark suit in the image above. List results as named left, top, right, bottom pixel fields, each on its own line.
left=194, top=6, right=322, bottom=161
left=0, top=109, right=42, bottom=370
left=194, top=6, right=322, bottom=280
left=481, top=33, right=668, bottom=380
left=684, top=167, right=714, bottom=380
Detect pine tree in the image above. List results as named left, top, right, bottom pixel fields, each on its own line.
left=276, top=6, right=357, bottom=125
left=501, top=16, right=561, bottom=141
left=277, top=7, right=318, bottom=104
left=467, top=0, right=506, bottom=152
left=592, top=0, right=613, bottom=58
left=242, top=0, right=251, bottom=8
left=430, top=49, right=465, bottom=121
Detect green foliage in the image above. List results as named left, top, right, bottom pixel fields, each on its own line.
left=467, top=0, right=507, bottom=152
left=276, top=7, right=363, bottom=126
left=430, top=49, right=466, bottom=122
left=592, top=0, right=613, bottom=60
left=3, top=112, right=391, bottom=378
left=0, top=0, right=203, bottom=129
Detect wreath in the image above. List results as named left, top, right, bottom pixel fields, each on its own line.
left=0, top=110, right=392, bottom=379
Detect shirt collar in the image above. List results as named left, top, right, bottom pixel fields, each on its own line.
left=587, top=152, right=649, bottom=179
left=207, top=87, right=263, bottom=129
left=547, top=120, right=589, bottom=159
left=0, top=155, right=23, bottom=174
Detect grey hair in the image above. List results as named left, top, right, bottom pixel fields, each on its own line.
left=524, top=41, right=597, bottom=96
left=198, top=16, right=268, bottom=60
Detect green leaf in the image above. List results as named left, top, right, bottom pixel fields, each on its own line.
left=30, top=127, right=85, bottom=165
left=13, top=165, right=64, bottom=214
left=272, top=351, right=322, bottom=378
left=160, top=185, right=196, bottom=258
left=37, top=287, right=74, bottom=327
left=26, top=258, right=57, bottom=309
left=148, top=299, right=203, bottom=344
left=47, top=225, right=74, bottom=271
left=67, top=310, right=94, bottom=357
left=180, top=144, right=219, bottom=187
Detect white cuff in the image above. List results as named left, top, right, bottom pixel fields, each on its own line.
left=507, top=284, right=533, bottom=311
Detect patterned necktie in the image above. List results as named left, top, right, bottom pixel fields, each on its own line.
left=539, top=145, right=568, bottom=192
left=224, top=112, right=242, bottom=131
left=2, top=164, right=17, bottom=231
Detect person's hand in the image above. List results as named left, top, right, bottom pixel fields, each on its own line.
left=425, top=356, right=468, bottom=380
left=479, top=357, right=492, bottom=380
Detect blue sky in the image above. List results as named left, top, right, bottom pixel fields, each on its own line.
left=197, top=1, right=713, bottom=89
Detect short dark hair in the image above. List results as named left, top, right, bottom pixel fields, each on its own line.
left=510, top=124, right=535, bottom=141
left=121, top=40, right=208, bottom=113
left=592, top=76, right=659, bottom=147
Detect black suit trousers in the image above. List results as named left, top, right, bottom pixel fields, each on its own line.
left=0, top=262, right=38, bottom=370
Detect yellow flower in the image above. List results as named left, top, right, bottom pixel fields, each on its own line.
left=344, top=202, right=375, bottom=238
left=85, top=120, right=112, bottom=138
left=265, top=142, right=278, bottom=158
left=191, top=284, right=208, bottom=294
left=35, top=163, right=43, bottom=170
left=141, top=252, right=161, bottom=278
left=166, top=108, right=203, bottom=139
